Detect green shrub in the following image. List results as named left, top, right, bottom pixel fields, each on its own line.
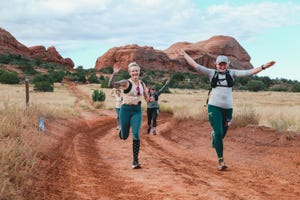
left=99, top=75, right=105, bottom=80
left=0, top=70, right=20, bottom=84
left=0, top=54, right=11, bottom=64
left=92, top=89, right=106, bottom=102
left=49, top=70, right=65, bottom=83
left=32, top=74, right=54, bottom=84
left=291, top=83, right=300, bottom=92
left=100, top=66, right=113, bottom=74
left=270, top=84, right=289, bottom=92
left=100, top=77, right=110, bottom=88
left=245, top=80, right=266, bottom=91
left=88, top=73, right=99, bottom=83
left=34, top=81, right=54, bottom=92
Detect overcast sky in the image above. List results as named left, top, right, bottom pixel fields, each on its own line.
left=1, top=0, right=300, bottom=81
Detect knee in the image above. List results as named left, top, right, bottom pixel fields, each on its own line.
left=214, top=131, right=223, bottom=140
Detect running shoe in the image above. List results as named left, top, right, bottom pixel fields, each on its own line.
left=152, top=127, right=156, bottom=135
left=218, top=161, right=227, bottom=171
left=132, top=161, right=141, bottom=169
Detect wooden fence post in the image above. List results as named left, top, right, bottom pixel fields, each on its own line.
left=25, top=78, right=29, bottom=106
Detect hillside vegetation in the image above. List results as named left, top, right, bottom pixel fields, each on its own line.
left=1, top=54, right=300, bottom=93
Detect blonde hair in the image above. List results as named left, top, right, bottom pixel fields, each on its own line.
left=128, top=61, right=140, bottom=73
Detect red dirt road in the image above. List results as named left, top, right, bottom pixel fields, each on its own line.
left=26, top=83, right=300, bottom=200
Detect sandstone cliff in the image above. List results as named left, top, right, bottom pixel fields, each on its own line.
left=95, top=35, right=253, bottom=72
left=0, top=27, right=74, bottom=68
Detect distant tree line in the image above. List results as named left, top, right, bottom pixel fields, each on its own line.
left=0, top=54, right=300, bottom=92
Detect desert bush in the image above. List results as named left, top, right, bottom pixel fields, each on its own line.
left=99, top=66, right=113, bottom=74
left=87, top=73, right=99, bottom=83
left=48, top=70, right=65, bottom=83
left=245, top=80, right=266, bottom=91
left=0, top=70, right=20, bottom=84
left=270, top=84, right=289, bottom=92
left=100, top=77, right=109, bottom=88
left=32, top=74, right=54, bottom=92
left=92, top=89, right=106, bottom=102
left=291, top=83, right=300, bottom=92
left=34, top=81, right=54, bottom=92
left=32, top=74, right=54, bottom=84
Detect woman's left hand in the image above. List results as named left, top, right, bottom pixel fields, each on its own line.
left=263, top=61, right=276, bottom=69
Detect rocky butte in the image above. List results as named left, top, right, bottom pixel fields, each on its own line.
left=0, top=27, right=74, bottom=68
left=95, top=35, right=253, bottom=72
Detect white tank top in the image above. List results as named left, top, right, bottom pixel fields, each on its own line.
left=122, top=79, right=144, bottom=105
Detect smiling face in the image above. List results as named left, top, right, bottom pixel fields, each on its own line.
left=129, top=66, right=140, bottom=80
left=216, top=62, right=228, bottom=73
left=215, top=55, right=229, bottom=73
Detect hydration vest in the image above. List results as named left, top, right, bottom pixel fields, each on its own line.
left=205, top=70, right=234, bottom=106
left=211, top=70, right=234, bottom=88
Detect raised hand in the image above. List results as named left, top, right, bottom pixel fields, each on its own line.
left=176, top=49, right=186, bottom=56
left=263, top=61, right=276, bottom=69
left=113, top=63, right=121, bottom=74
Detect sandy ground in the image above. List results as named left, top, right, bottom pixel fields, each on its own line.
left=24, top=83, right=300, bottom=200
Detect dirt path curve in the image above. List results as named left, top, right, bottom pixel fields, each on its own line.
left=28, top=83, right=300, bottom=200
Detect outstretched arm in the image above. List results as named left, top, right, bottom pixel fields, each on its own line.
left=250, top=61, right=276, bottom=75
left=143, top=85, right=150, bottom=102
left=157, top=79, right=169, bottom=95
left=177, top=49, right=212, bottom=76
left=178, top=49, right=199, bottom=69
left=108, top=63, right=129, bottom=89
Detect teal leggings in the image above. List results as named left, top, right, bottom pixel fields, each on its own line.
left=208, top=105, right=232, bottom=161
left=119, top=104, right=142, bottom=140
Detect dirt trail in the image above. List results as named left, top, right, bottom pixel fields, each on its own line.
left=27, top=83, right=300, bottom=200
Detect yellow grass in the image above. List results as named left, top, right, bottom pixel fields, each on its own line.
left=76, top=84, right=300, bottom=132
left=233, top=91, right=300, bottom=132
left=0, top=83, right=77, bottom=199
left=0, top=83, right=78, bottom=117
left=0, top=82, right=299, bottom=199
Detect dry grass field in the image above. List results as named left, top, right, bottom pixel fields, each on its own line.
left=77, top=84, right=300, bottom=133
left=0, top=83, right=77, bottom=199
left=0, top=82, right=299, bottom=199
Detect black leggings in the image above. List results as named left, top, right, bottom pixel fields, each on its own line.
left=147, top=107, right=158, bottom=127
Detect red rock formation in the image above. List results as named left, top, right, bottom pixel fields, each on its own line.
left=0, top=27, right=74, bottom=68
left=95, top=44, right=180, bottom=71
left=95, top=35, right=253, bottom=72
left=0, top=28, right=29, bottom=56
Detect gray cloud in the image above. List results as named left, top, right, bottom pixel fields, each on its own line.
left=1, top=0, right=300, bottom=68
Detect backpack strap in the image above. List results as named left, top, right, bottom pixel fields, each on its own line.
left=124, top=79, right=145, bottom=94
left=211, top=70, right=234, bottom=88
left=205, top=70, right=234, bottom=106
left=204, top=88, right=212, bottom=107
left=124, top=79, right=132, bottom=94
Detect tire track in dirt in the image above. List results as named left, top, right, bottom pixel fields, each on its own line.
left=139, top=117, right=300, bottom=199
left=28, top=83, right=300, bottom=200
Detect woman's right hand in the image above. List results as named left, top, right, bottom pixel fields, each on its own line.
left=113, top=63, right=121, bottom=74
left=177, top=49, right=186, bottom=56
